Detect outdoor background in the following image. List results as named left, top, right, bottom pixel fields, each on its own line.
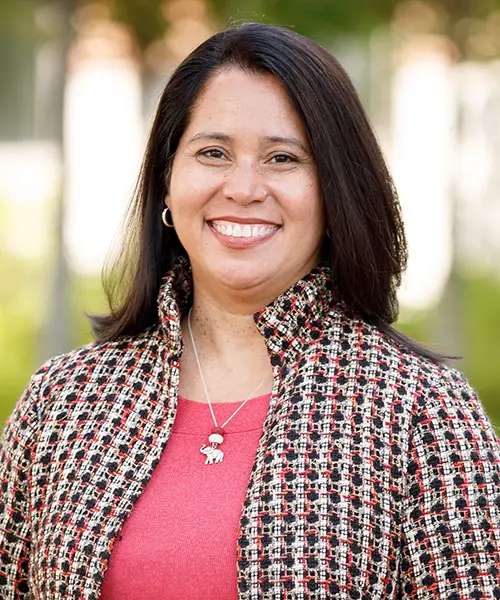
left=1, top=0, right=499, bottom=432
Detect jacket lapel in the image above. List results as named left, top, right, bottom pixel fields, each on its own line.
left=30, top=327, right=177, bottom=600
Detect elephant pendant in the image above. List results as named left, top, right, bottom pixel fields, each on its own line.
left=200, top=442, right=224, bottom=464
left=200, top=426, right=226, bottom=465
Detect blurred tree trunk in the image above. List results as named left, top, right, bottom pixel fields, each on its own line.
left=0, top=1, right=37, bottom=139
left=38, top=0, right=77, bottom=362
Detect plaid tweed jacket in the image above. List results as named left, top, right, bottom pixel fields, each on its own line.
left=1, top=260, right=500, bottom=600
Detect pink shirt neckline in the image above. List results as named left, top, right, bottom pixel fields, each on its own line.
left=174, top=394, right=271, bottom=434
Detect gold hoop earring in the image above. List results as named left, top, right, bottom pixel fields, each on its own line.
left=162, top=207, right=175, bottom=228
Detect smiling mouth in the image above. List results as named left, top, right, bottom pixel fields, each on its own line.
left=209, top=220, right=280, bottom=238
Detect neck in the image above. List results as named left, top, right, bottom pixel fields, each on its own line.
left=186, top=290, right=265, bottom=358
left=179, top=286, right=273, bottom=403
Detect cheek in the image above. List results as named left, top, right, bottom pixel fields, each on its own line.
left=169, top=171, right=202, bottom=213
left=307, top=177, right=325, bottom=228
left=169, top=165, right=220, bottom=211
left=287, top=179, right=324, bottom=229
left=168, top=162, right=190, bottom=200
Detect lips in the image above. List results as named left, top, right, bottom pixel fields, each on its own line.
left=209, top=219, right=280, bottom=239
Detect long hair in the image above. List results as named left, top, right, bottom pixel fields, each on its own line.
left=91, top=22, right=444, bottom=362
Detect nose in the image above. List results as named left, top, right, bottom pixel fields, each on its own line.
left=221, top=159, right=268, bottom=204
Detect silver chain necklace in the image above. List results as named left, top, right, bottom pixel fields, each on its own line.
left=187, top=308, right=271, bottom=465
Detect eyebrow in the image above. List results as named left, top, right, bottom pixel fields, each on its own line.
left=187, top=132, right=309, bottom=153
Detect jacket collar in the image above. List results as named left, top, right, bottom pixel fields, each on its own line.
left=156, top=256, right=339, bottom=359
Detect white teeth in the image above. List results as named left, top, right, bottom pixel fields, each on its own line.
left=211, top=220, right=278, bottom=238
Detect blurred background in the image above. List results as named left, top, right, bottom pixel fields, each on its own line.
left=0, top=0, right=499, bottom=431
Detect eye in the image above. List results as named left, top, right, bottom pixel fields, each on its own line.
left=269, top=153, right=296, bottom=164
left=198, top=148, right=226, bottom=160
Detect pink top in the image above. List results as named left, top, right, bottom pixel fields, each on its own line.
left=98, top=393, right=271, bottom=600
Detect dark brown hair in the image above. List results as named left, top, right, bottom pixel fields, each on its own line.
left=91, top=22, right=443, bottom=362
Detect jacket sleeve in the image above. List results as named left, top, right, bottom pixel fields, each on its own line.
left=0, top=368, right=46, bottom=600
left=400, top=375, right=500, bottom=598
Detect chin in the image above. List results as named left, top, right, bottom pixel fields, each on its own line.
left=211, top=262, right=275, bottom=294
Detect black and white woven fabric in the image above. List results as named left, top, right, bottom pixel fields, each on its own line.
left=1, top=258, right=500, bottom=599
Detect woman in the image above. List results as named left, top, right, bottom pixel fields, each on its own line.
left=1, top=22, right=499, bottom=600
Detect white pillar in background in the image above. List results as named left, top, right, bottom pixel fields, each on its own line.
left=389, top=39, right=455, bottom=312
left=65, top=24, right=143, bottom=275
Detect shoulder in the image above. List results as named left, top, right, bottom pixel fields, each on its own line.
left=12, top=326, right=163, bottom=426
left=371, top=321, right=498, bottom=445
left=42, top=325, right=161, bottom=379
left=326, top=303, right=440, bottom=376
left=406, top=360, right=499, bottom=449
left=327, top=305, right=496, bottom=429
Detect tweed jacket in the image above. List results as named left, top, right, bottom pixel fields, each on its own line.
left=1, top=260, right=500, bottom=600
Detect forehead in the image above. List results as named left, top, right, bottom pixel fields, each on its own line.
left=184, top=67, right=308, bottom=140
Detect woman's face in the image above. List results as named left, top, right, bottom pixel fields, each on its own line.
left=168, top=67, right=325, bottom=305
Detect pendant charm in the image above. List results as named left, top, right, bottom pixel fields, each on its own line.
left=200, top=427, right=225, bottom=464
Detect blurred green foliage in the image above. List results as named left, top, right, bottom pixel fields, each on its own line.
left=0, top=0, right=37, bottom=139
left=109, top=0, right=168, bottom=50
left=106, top=0, right=500, bottom=49
left=0, top=252, right=46, bottom=414
left=401, top=276, right=500, bottom=433
left=0, top=248, right=107, bottom=426
left=209, top=0, right=397, bottom=40
left=462, top=273, right=500, bottom=427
